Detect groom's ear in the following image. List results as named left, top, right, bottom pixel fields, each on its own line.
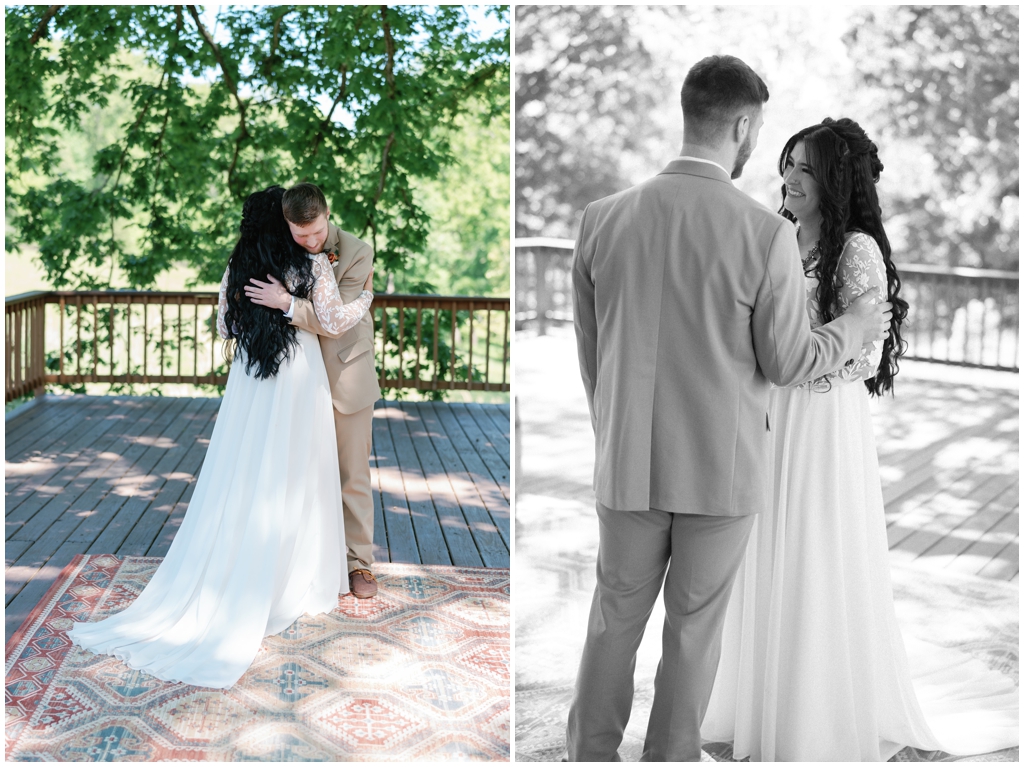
left=734, top=114, right=750, bottom=145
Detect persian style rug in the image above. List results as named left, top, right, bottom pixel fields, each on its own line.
left=514, top=494, right=1018, bottom=763
left=6, top=555, right=509, bottom=762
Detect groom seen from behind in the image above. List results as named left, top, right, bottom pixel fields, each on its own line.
left=245, top=183, right=381, bottom=599
left=565, top=55, right=892, bottom=760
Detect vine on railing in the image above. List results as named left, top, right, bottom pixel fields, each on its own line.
left=5, top=291, right=510, bottom=403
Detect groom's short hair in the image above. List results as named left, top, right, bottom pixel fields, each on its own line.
left=681, top=55, right=769, bottom=146
left=282, top=183, right=328, bottom=225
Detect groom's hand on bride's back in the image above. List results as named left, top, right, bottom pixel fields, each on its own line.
left=846, top=287, right=892, bottom=345
left=244, top=274, right=292, bottom=312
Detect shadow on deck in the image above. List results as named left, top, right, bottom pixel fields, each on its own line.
left=515, top=327, right=1019, bottom=582
left=5, top=396, right=510, bottom=643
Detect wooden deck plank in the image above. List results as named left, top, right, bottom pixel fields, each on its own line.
left=887, top=470, right=1017, bottom=553
left=386, top=403, right=452, bottom=566
left=116, top=399, right=223, bottom=556
left=6, top=396, right=137, bottom=466
left=450, top=402, right=512, bottom=499
left=399, top=401, right=484, bottom=567
left=5, top=397, right=161, bottom=512
left=476, top=401, right=513, bottom=445
left=975, top=538, right=1018, bottom=581
left=5, top=398, right=200, bottom=603
left=429, top=402, right=511, bottom=547
left=5, top=398, right=175, bottom=539
left=372, top=405, right=421, bottom=564
left=4, top=396, right=509, bottom=642
left=416, top=402, right=509, bottom=567
left=5, top=396, right=100, bottom=458
left=910, top=478, right=1018, bottom=564
left=85, top=399, right=212, bottom=555
left=5, top=539, right=32, bottom=570
left=5, top=539, right=82, bottom=642
left=463, top=401, right=512, bottom=465
left=369, top=407, right=390, bottom=565
left=61, top=398, right=199, bottom=546
left=9, top=397, right=189, bottom=545
left=145, top=405, right=222, bottom=558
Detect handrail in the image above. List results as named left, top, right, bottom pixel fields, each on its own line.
left=5, top=291, right=510, bottom=401
left=514, top=239, right=1020, bottom=371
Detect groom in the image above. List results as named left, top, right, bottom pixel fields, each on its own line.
left=246, top=182, right=381, bottom=599
left=565, top=55, right=891, bottom=760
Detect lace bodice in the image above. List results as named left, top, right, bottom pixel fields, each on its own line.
left=217, top=252, right=372, bottom=339
left=796, top=232, right=886, bottom=391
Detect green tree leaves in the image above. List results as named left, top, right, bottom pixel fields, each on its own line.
left=6, top=5, right=510, bottom=289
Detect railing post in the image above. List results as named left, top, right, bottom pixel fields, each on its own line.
left=32, top=298, right=45, bottom=397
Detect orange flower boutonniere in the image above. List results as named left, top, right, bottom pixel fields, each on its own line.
left=326, top=251, right=339, bottom=265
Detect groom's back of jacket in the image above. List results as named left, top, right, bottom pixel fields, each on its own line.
left=572, top=157, right=852, bottom=517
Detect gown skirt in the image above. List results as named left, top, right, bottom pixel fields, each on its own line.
left=68, top=329, right=347, bottom=690
left=702, top=381, right=1018, bottom=761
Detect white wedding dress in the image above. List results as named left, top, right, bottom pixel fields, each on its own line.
left=68, top=252, right=372, bottom=690
left=702, top=232, right=1018, bottom=760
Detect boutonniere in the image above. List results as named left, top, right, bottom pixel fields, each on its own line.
left=325, top=250, right=339, bottom=265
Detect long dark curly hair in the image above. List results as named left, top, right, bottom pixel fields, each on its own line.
left=223, top=186, right=315, bottom=379
left=778, top=117, right=909, bottom=397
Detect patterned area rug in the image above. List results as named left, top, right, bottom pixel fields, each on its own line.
left=6, top=555, right=509, bottom=761
left=514, top=494, right=1018, bottom=763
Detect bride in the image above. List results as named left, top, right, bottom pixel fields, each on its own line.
left=703, top=118, right=1018, bottom=760
left=68, top=186, right=374, bottom=690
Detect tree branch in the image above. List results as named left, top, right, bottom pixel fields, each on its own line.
left=310, top=65, right=348, bottom=159
left=29, top=5, right=62, bottom=45
left=361, top=6, right=399, bottom=237
left=186, top=5, right=249, bottom=187
left=372, top=133, right=396, bottom=207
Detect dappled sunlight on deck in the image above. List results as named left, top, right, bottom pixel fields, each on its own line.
left=5, top=396, right=510, bottom=644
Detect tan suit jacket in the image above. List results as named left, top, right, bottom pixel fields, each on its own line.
left=290, top=223, right=381, bottom=414
left=572, top=158, right=862, bottom=516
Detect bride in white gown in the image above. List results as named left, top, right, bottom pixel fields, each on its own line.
left=68, top=186, right=374, bottom=690
left=702, top=119, right=1018, bottom=760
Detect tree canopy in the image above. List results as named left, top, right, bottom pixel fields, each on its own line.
left=515, top=5, right=1018, bottom=270
left=6, top=4, right=510, bottom=289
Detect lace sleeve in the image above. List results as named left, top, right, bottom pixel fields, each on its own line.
left=827, top=232, right=887, bottom=383
left=310, top=252, right=373, bottom=335
left=217, top=265, right=230, bottom=339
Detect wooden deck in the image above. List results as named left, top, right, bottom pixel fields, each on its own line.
left=517, top=329, right=1018, bottom=583
left=5, top=395, right=510, bottom=643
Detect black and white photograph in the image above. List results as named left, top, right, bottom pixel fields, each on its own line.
left=514, top=5, right=1018, bottom=762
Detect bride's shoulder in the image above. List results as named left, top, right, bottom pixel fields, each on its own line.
left=843, top=230, right=881, bottom=256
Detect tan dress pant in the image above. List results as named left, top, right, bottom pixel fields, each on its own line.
left=565, top=504, right=755, bottom=761
left=334, top=403, right=375, bottom=573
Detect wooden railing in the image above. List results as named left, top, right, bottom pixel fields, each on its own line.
left=514, top=237, right=1020, bottom=372
left=375, top=294, right=510, bottom=392
left=5, top=291, right=510, bottom=403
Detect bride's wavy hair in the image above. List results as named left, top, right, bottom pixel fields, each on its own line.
left=777, top=117, right=909, bottom=397
left=223, top=186, right=315, bottom=379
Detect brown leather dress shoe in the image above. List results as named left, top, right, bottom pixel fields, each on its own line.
left=349, top=568, right=378, bottom=599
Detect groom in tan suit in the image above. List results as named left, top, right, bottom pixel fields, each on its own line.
left=246, top=183, right=381, bottom=599
left=565, top=56, right=891, bottom=760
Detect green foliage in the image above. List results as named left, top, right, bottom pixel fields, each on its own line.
left=515, top=6, right=1019, bottom=270
left=844, top=5, right=1019, bottom=270
left=403, top=100, right=510, bottom=296
left=515, top=6, right=660, bottom=237
left=6, top=4, right=510, bottom=289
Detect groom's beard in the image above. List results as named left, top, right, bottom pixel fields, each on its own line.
left=732, top=133, right=753, bottom=179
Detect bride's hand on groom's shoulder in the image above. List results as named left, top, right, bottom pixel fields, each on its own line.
left=363, top=267, right=374, bottom=292
left=847, top=287, right=892, bottom=345
left=244, top=274, right=292, bottom=312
